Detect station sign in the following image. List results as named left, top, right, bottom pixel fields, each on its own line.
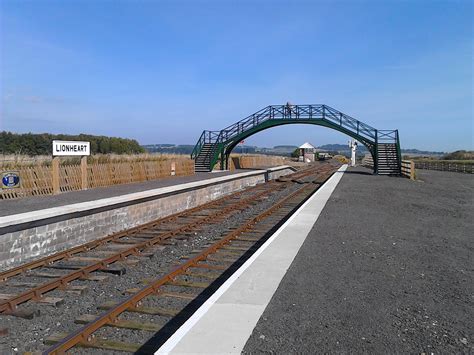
left=2, top=171, right=20, bottom=189
left=52, top=140, right=90, bottom=156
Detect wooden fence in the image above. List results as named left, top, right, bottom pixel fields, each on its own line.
left=227, top=155, right=289, bottom=170
left=361, top=155, right=416, bottom=180
left=361, top=154, right=374, bottom=168
left=1, top=159, right=194, bottom=200
left=401, top=160, right=415, bottom=180
left=414, top=161, right=474, bottom=174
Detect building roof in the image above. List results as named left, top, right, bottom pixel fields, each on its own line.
left=299, top=142, right=316, bottom=149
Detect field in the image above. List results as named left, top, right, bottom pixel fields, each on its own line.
left=0, top=153, right=187, bottom=168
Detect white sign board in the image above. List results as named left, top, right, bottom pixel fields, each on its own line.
left=53, top=140, right=90, bottom=156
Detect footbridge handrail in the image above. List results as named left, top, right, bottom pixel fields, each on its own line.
left=218, top=104, right=379, bottom=143
left=191, top=103, right=401, bottom=174
left=190, top=130, right=221, bottom=159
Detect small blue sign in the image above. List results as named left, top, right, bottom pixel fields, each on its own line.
left=2, top=172, right=20, bottom=189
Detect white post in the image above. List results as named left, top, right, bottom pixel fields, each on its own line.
left=349, top=139, right=357, bottom=167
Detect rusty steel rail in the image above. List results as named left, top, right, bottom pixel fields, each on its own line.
left=43, top=166, right=337, bottom=354
left=0, top=184, right=284, bottom=314
left=0, top=165, right=321, bottom=281
left=0, top=182, right=267, bottom=282
left=0, top=165, right=329, bottom=315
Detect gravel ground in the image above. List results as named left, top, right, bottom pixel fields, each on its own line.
left=0, top=177, right=307, bottom=354
left=243, top=167, right=473, bottom=354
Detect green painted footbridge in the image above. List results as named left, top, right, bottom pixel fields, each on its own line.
left=191, top=104, right=401, bottom=175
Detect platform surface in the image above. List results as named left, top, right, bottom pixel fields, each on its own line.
left=159, top=167, right=473, bottom=354
left=0, top=169, right=255, bottom=217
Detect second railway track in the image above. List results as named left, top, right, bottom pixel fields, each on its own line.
left=0, top=162, right=340, bottom=354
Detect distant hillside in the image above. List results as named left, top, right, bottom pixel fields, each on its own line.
left=402, top=148, right=445, bottom=156
left=273, top=145, right=299, bottom=150
left=317, top=143, right=368, bottom=154
left=142, top=144, right=195, bottom=154
left=442, top=150, right=474, bottom=160
left=318, top=144, right=445, bottom=157
left=142, top=143, right=449, bottom=158
left=255, top=145, right=297, bottom=155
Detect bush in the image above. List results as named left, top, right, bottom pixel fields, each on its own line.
left=442, top=150, right=474, bottom=161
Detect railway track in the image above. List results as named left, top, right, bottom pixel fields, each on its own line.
left=0, top=182, right=286, bottom=318
left=0, top=162, right=339, bottom=353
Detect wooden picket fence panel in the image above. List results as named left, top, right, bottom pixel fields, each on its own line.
left=228, top=155, right=288, bottom=170
left=0, top=166, right=53, bottom=199
left=414, top=161, right=474, bottom=174
left=401, top=160, right=415, bottom=180
left=361, top=154, right=374, bottom=168
left=1, top=158, right=195, bottom=200
left=60, top=164, right=82, bottom=192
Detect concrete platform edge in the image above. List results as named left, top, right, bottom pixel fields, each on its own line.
left=0, top=166, right=294, bottom=270
left=0, top=166, right=293, bottom=230
left=156, top=164, right=347, bottom=354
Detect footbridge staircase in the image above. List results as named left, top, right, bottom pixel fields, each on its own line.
left=191, top=104, right=401, bottom=175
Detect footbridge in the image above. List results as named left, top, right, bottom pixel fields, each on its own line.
left=191, top=104, right=401, bottom=175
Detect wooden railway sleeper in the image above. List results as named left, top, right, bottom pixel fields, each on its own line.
left=0, top=181, right=273, bottom=282
left=42, top=172, right=330, bottom=354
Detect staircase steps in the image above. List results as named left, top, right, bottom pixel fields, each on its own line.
left=190, top=105, right=403, bottom=176
left=195, top=143, right=215, bottom=172
left=376, top=143, right=400, bottom=175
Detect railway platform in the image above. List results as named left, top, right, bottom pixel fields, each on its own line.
left=0, top=168, right=283, bottom=217
left=0, top=166, right=295, bottom=269
left=158, top=167, right=473, bottom=354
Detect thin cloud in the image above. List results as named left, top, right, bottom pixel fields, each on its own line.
left=23, top=96, right=43, bottom=103
left=2, top=94, right=67, bottom=104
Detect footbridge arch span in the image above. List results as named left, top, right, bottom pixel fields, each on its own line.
left=191, top=104, right=401, bottom=175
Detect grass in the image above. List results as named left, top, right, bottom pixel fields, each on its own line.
left=0, top=153, right=191, bottom=168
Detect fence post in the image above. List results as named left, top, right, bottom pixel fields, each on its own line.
left=171, top=161, right=176, bottom=176
left=410, top=160, right=415, bottom=180
left=52, top=157, right=60, bottom=194
left=81, top=156, right=88, bottom=190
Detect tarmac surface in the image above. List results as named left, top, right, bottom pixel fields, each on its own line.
left=0, top=170, right=248, bottom=217
left=242, top=167, right=473, bottom=353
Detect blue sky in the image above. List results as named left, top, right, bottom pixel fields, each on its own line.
left=0, top=0, right=472, bottom=151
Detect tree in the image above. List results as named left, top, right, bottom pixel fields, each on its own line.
left=0, top=131, right=145, bottom=155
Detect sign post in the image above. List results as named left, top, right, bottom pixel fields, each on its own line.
left=239, top=140, right=245, bottom=154
left=52, top=140, right=91, bottom=194
left=81, top=156, right=88, bottom=190
left=52, top=157, right=60, bottom=194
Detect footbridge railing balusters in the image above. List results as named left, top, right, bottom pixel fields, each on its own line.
left=191, top=104, right=400, bottom=175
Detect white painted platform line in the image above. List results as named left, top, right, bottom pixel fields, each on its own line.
left=156, top=164, right=348, bottom=355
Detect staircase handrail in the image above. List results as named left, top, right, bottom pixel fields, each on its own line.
left=190, top=130, right=222, bottom=159
left=378, top=130, right=398, bottom=142
left=190, top=131, right=205, bottom=159
left=191, top=104, right=400, bottom=174
left=208, top=131, right=223, bottom=168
